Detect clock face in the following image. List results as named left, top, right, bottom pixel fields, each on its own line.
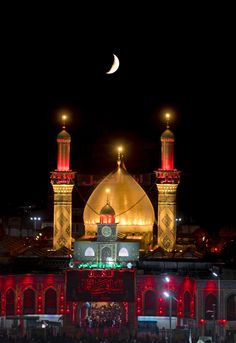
left=101, top=225, right=112, bottom=237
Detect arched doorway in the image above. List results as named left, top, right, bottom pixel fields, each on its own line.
left=23, top=288, right=36, bottom=314
left=227, top=294, right=236, bottom=321
left=184, top=291, right=191, bottom=319
left=6, top=289, right=15, bottom=315
left=45, top=288, right=57, bottom=314
left=101, top=247, right=111, bottom=262
left=205, top=294, right=217, bottom=320
left=144, top=290, right=156, bottom=315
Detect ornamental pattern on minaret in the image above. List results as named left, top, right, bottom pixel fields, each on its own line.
left=51, top=115, right=76, bottom=251
left=155, top=113, right=180, bottom=252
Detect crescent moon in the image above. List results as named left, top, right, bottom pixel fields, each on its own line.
left=106, top=54, right=120, bottom=74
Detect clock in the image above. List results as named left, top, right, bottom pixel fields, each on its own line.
left=101, top=225, right=112, bottom=237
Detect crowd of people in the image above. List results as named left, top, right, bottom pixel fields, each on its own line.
left=84, top=302, right=123, bottom=331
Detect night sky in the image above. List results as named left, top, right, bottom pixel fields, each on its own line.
left=1, top=6, right=235, bottom=232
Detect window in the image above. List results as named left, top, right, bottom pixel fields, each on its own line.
left=85, top=247, right=95, bottom=257
left=118, top=247, right=129, bottom=257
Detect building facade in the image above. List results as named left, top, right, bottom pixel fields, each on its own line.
left=0, top=119, right=235, bottom=342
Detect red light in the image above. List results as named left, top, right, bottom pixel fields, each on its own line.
left=199, top=319, right=205, bottom=325
left=218, top=319, right=227, bottom=325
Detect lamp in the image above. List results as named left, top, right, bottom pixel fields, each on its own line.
left=30, top=216, right=41, bottom=235
left=212, top=268, right=222, bottom=342
left=163, top=290, right=178, bottom=343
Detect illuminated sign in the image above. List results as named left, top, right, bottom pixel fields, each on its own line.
left=66, top=269, right=135, bottom=302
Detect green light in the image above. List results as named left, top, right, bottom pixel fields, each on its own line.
left=72, top=261, right=124, bottom=269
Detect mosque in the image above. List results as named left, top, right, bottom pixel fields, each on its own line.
left=0, top=114, right=235, bottom=342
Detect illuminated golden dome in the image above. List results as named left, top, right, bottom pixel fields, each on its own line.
left=83, top=158, right=155, bottom=247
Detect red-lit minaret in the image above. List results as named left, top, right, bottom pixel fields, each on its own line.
left=154, top=114, right=180, bottom=251
left=51, top=115, right=76, bottom=250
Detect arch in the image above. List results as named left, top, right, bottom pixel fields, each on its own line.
left=6, top=289, right=15, bottom=315
left=101, top=247, right=111, bottom=262
left=85, top=247, right=95, bottom=257
left=205, top=293, right=217, bottom=320
left=118, top=247, right=129, bottom=257
left=23, top=288, right=36, bottom=314
left=227, top=294, right=236, bottom=321
left=44, top=288, right=57, bottom=314
left=184, top=291, right=191, bottom=318
left=144, top=290, right=156, bottom=316
left=166, top=294, right=177, bottom=317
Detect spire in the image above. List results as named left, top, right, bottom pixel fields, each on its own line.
left=117, top=146, right=123, bottom=168
left=165, top=112, right=170, bottom=129
left=57, top=114, right=71, bottom=171
left=160, top=113, right=175, bottom=170
left=106, top=188, right=110, bottom=204
left=62, top=114, right=67, bottom=129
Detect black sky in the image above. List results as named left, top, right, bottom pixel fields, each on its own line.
left=1, top=5, right=235, bottom=231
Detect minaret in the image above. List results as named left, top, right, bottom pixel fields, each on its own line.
left=50, top=115, right=76, bottom=250
left=154, top=113, right=180, bottom=252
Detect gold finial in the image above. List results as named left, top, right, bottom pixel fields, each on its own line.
left=117, top=146, right=123, bottom=167
left=105, top=188, right=110, bottom=204
left=62, top=114, right=67, bottom=129
left=165, top=113, right=170, bottom=129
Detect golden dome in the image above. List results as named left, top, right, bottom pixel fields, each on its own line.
left=83, top=161, right=155, bottom=247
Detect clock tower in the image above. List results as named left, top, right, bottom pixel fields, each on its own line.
left=97, top=200, right=117, bottom=242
